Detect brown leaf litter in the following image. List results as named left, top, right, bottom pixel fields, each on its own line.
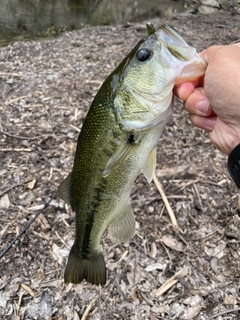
left=1, top=11, right=240, bottom=320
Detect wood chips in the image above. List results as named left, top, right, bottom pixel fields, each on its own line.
left=1, top=11, right=240, bottom=320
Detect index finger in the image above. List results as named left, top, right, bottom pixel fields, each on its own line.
left=174, top=78, right=203, bottom=102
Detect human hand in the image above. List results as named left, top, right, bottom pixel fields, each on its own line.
left=174, top=44, right=240, bottom=155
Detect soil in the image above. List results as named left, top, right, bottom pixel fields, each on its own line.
left=1, top=10, right=240, bottom=320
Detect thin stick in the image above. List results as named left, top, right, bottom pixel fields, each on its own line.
left=1, top=130, right=55, bottom=141
left=5, top=95, right=29, bottom=105
left=55, top=231, right=71, bottom=250
left=0, top=194, right=55, bottom=259
left=155, top=268, right=184, bottom=298
left=0, top=179, right=33, bottom=197
left=193, top=183, right=203, bottom=211
left=1, top=148, right=32, bottom=152
left=209, top=307, right=240, bottom=319
left=0, top=72, right=21, bottom=77
left=153, top=174, right=178, bottom=229
left=81, top=298, right=96, bottom=320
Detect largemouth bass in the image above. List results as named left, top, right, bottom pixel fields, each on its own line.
left=58, top=23, right=206, bottom=285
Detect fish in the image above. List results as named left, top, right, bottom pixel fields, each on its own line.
left=58, top=23, right=206, bottom=285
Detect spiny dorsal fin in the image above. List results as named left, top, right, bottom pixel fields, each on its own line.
left=57, top=172, right=72, bottom=204
left=146, top=22, right=156, bottom=36
left=143, top=147, right=156, bottom=183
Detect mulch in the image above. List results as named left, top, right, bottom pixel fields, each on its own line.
left=1, top=11, right=240, bottom=320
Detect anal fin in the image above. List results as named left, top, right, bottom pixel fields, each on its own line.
left=108, top=204, right=135, bottom=243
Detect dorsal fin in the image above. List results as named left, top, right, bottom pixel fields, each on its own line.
left=146, top=22, right=156, bottom=36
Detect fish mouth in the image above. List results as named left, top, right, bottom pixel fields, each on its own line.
left=155, top=25, right=207, bottom=82
left=155, top=25, right=189, bottom=47
left=156, top=25, right=198, bottom=62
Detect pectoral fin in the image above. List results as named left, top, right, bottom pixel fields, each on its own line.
left=143, top=147, right=156, bottom=183
left=57, top=172, right=72, bottom=204
left=103, top=138, right=136, bottom=177
left=108, top=204, right=135, bottom=243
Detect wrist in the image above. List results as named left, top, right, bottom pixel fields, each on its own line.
left=225, top=129, right=240, bottom=156
left=227, top=143, right=240, bottom=188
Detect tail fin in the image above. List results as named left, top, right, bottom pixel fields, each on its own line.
left=64, top=248, right=106, bottom=286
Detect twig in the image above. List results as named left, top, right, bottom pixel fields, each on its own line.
left=155, top=268, right=184, bottom=298
left=0, top=72, right=21, bottom=77
left=160, top=241, right=172, bottom=266
left=69, top=124, right=81, bottom=132
left=81, top=298, right=96, bottom=320
left=187, top=211, right=198, bottom=226
left=17, top=291, right=24, bottom=312
left=153, top=174, right=178, bottom=229
left=199, top=180, right=222, bottom=187
left=203, top=228, right=219, bottom=242
left=0, top=193, right=55, bottom=259
left=177, top=179, right=199, bottom=193
left=156, top=164, right=197, bottom=179
left=0, top=129, right=40, bottom=141
left=55, top=231, right=71, bottom=250
left=1, top=148, right=32, bottom=152
left=118, top=250, right=129, bottom=263
left=209, top=307, right=240, bottom=319
left=0, top=179, right=33, bottom=197
left=174, top=229, right=188, bottom=246
left=193, top=183, right=203, bottom=211
left=5, top=95, right=29, bottom=106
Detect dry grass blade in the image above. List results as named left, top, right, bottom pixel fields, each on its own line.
left=153, top=173, right=178, bottom=229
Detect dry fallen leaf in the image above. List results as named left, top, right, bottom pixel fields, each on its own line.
left=184, top=305, right=202, bottom=319
left=51, top=243, right=64, bottom=264
left=223, top=294, right=237, bottom=305
left=145, top=263, right=165, bottom=272
left=1, top=10, right=240, bottom=320
left=0, top=194, right=10, bottom=209
left=161, top=235, right=184, bottom=252
left=204, top=240, right=226, bottom=259
left=27, top=179, right=37, bottom=189
left=38, top=290, right=52, bottom=320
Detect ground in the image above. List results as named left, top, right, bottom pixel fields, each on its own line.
left=1, top=10, right=240, bottom=320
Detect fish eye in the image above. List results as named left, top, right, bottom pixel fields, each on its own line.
left=136, top=48, right=152, bottom=62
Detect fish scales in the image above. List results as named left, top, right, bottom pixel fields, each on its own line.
left=58, top=24, right=206, bottom=285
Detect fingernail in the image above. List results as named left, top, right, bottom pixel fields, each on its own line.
left=196, top=99, right=209, bottom=114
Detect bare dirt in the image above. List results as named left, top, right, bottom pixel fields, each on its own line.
left=1, top=11, right=240, bottom=320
